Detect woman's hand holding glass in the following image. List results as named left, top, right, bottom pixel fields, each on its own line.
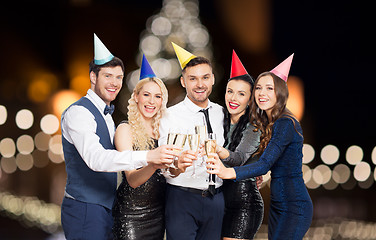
left=206, top=153, right=237, bottom=180
left=166, top=131, right=187, bottom=169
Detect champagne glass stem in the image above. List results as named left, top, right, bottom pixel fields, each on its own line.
left=191, top=160, right=196, bottom=178
left=205, top=133, right=216, bottom=186
left=170, top=155, right=179, bottom=169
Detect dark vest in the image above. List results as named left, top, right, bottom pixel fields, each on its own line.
left=62, top=97, right=117, bottom=209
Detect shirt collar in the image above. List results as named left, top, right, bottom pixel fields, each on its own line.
left=86, top=89, right=108, bottom=115
left=183, top=95, right=213, bottom=113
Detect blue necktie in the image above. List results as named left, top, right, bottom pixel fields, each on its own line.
left=104, top=104, right=115, bottom=115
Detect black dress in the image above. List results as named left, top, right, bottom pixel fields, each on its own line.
left=222, top=124, right=264, bottom=239
left=112, top=139, right=166, bottom=240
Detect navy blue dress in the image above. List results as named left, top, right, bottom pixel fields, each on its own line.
left=234, top=117, right=313, bottom=240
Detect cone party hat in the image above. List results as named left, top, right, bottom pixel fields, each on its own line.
left=229, top=50, right=254, bottom=85
left=94, top=33, right=114, bottom=65
left=140, top=54, right=157, bottom=80
left=230, top=50, right=248, bottom=78
left=270, top=53, right=294, bottom=82
left=171, top=42, right=197, bottom=69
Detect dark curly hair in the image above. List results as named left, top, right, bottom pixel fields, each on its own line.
left=223, top=105, right=251, bottom=151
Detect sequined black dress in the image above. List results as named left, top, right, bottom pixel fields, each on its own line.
left=112, top=139, right=166, bottom=240
left=222, top=123, right=264, bottom=239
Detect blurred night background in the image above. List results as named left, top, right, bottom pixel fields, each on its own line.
left=0, top=0, right=375, bottom=239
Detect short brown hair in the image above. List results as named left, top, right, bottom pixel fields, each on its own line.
left=89, top=56, right=125, bottom=76
left=182, top=56, right=212, bottom=73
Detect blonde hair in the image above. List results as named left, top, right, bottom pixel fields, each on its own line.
left=127, top=77, right=168, bottom=150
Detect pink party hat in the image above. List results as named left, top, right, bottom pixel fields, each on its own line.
left=270, top=53, right=294, bottom=82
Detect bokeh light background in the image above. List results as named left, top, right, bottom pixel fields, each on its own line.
left=1, top=0, right=375, bottom=239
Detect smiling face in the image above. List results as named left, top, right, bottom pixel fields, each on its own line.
left=134, top=81, right=163, bottom=120
left=225, top=79, right=252, bottom=124
left=181, top=63, right=214, bottom=108
left=90, top=66, right=123, bottom=105
left=254, top=74, right=277, bottom=119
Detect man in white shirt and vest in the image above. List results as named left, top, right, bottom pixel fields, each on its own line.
left=61, top=34, right=177, bottom=240
left=159, top=43, right=225, bottom=240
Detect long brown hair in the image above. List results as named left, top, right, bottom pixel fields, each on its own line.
left=250, top=72, right=297, bottom=156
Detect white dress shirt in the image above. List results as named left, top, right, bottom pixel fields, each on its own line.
left=61, top=89, right=148, bottom=172
left=159, top=96, right=225, bottom=190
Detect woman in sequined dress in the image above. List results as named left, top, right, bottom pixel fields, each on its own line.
left=207, top=56, right=313, bottom=240
left=214, top=51, right=264, bottom=240
left=112, top=59, right=169, bottom=240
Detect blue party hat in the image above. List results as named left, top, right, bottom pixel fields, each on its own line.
left=140, top=54, right=156, bottom=80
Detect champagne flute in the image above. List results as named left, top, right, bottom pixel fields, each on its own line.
left=187, top=133, right=200, bottom=178
left=171, top=133, right=187, bottom=169
left=205, top=133, right=216, bottom=186
left=166, top=131, right=178, bottom=169
left=194, top=125, right=207, bottom=166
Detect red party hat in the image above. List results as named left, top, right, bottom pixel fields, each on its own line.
left=230, top=50, right=248, bottom=78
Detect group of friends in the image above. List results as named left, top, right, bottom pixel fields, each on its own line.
left=60, top=34, right=313, bottom=240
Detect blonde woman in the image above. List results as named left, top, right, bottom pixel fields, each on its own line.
left=112, top=55, right=169, bottom=240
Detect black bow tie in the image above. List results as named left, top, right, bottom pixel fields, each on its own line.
left=104, top=104, right=115, bottom=115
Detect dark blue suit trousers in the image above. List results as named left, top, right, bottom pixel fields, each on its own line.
left=61, top=197, right=114, bottom=240
left=165, top=184, right=224, bottom=240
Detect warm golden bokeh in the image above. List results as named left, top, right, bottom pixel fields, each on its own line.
left=27, top=72, right=58, bottom=103
left=70, top=75, right=90, bottom=97
left=67, top=58, right=91, bottom=96
left=286, top=76, right=304, bottom=121
left=51, top=90, right=81, bottom=118
left=218, top=0, right=271, bottom=53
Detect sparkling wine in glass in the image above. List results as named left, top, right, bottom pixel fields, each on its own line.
left=205, top=133, right=216, bottom=186
left=166, top=132, right=178, bottom=169
left=169, top=133, right=187, bottom=169
left=187, top=133, right=200, bottom=178
left=194, top=125, right=207, bottom=166
left=167, top=132, right=177, bottom=145
left=174, top=133, right=187, bottom=149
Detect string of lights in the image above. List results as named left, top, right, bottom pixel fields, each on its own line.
left=0, top=191, right=61, bottom=234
